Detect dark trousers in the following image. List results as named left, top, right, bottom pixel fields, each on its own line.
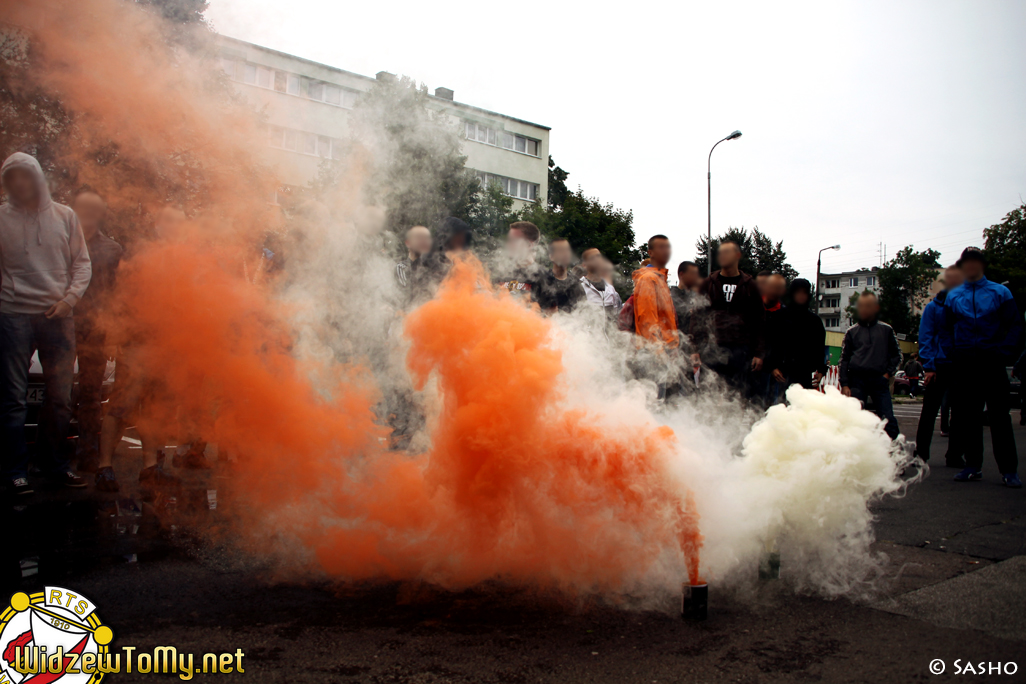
left=74, top=321, right=107, bottom=459
left=0, top=313, right=76, bottom=480
left=709, top=346, right=750, bottom=395
left=848, top=371, right=900, bottom=440
left=951, top=358, right=1018, bottom=474
left=915, top=369, right=960, bottom=461
left=908, top=378, right=920, bottom=397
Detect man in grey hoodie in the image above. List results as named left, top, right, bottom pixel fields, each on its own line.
left=0, top=152, right=92, bottom=494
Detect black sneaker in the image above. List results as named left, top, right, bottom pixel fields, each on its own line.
left=94, top=467, right=120, bottom=493
left=51, top=471, right=87, bottom=488
left=9, top=477, right=33, bottom=496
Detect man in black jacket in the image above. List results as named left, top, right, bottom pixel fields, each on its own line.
left=755, top=273, right=789, bottom=406
left=690, top=241, right=765, bottom=392
left=778, top=279, right=826, bottom=390
left=840, top=292, right=903, bottom=439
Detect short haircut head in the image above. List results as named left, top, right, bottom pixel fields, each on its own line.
left=581, top=247, right=601, bottom=260
left=548, top=237, right=570, bottom=253
left=677, top=260, right=698, bottom=275
left=719, top=240, right=740, bottom=251
left=858, top=291, right=879, bottom=302
left=647, top=234, right=669, bottom=250
left=509, top=221, right=540, bottom=243
left=757, top=270, right=772, bottom=278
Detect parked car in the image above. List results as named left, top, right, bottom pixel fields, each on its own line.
left=892, top=370, right=911, bottom=396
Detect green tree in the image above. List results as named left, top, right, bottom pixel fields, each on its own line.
left=339, top=75, right=480, bottom=245
left=983, top=202, right=1026, bottom=312
left=877, top=246, right=941, bottom=338
left=695, top=226, right=798, bottom=280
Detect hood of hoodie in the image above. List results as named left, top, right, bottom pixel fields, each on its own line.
left=1, top=152, right=53, bottom=214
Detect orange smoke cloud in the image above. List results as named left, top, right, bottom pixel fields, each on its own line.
left=2, top=0, right=702, bottom=594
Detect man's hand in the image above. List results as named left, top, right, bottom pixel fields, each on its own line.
left=924, top=371, right=936, bottom=386
left=812, top=371, right=823, bottom=385
left=751, top=357, right=763, bottom=372
left=44, top=301, right=73, bottom=319
left=841, top=386, right=851, bottom=397
left=772, top=368, right=786, bottom=383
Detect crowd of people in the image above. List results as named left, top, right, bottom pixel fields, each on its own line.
left=0, top=149, right=1021, bottom=499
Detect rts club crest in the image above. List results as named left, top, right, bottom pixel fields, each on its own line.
left=0, top=588, right=113, bottom=684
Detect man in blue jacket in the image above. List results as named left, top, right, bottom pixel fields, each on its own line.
left=944, top=247, right=1021, bottom=487
left=916, top=265, right=964, bottom=466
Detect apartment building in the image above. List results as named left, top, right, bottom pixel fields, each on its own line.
left=216, top=36, right=550, bottom=209
left=817, top=268, right=881, bottom=331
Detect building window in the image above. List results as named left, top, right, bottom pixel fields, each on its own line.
left=474, top=170, right=540, bottom=201
left=849, top=277, right=859, bottom=287
left=465, top=120, right=540, bottom=157
left=823, top=296, right=840, bottom=308
left=866, top=276, right=876, bottom=286
left=222, top=56, right=358, bottom=107
left=267, top=125, right=342, bottom=159
left=823, top=278, right=840, bottom=289
left=825, top=317, right=840, bottom=328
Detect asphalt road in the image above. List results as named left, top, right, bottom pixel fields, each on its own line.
left=2, top=404, right=1024, bottom=684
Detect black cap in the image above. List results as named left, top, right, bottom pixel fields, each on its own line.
left=957, top=246, right=986, bottom=267
left=789, top=278, right=812, bottom=294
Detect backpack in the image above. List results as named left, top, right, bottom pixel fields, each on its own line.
left=618, top=294, right=636, bottom=333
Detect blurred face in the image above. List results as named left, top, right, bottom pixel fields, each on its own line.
left=943, top=267, right=964, bottom=290
left=154, top=206, right=186, bottom=239
left=507, top=227, right=534, bottom=261
left=2, top=168, right=40, bottom=207
left=756, top=274, right=769, bottom=296
left=717, top=243, right=741, bottom=269
left=765, top=275, right=787, bottom=302
left=647, top=238, right=671, bottom=266
left=960, top=258, right=984, bottom=281
left=583, top=249, right=603, bottom=275
left=446, top=231, right=467, bottom=252
left=405, top=226, right=431, bottom=257
left=549, top=240, right=572, bottom=268
left=856, top=294, right=880, bottom=321
left=793, top=289, right=810, bottom=306
left=599, top=259, right=615, bottom=282
left=679, top=264, right=700, bottom=289
left=73, top=192, right=106, bottom=236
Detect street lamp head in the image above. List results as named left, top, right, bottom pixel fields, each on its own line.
left=727, top=130, right=742, bottom=140
left=832, top=244, right=841, bottom=250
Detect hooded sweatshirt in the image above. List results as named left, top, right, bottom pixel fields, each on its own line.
left=0, top=153, right=92, bottom=314
left=632, top=264, right=678, bottom=348
left=690, top=270, right=764, bottom=358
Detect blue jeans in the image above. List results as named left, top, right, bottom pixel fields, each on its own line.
left=0, top=313, right=76, bottom=480
left=848, top=371, right=900, bottom=440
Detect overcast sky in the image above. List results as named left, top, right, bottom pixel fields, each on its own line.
left=206, top=0, right=1026, bottom=281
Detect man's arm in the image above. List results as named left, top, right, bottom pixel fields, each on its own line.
left=839, top=328, right=854, bottom=387
left=886, top=326, right=902, bottom=377
left=62, top=211, right=92, bottom=308
left=996, top=289, right=1022, bottom=363
left=747, top=281, right=766, bottom=360
left=918, top=304, right=938, bottom=372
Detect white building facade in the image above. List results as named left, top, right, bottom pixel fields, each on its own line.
left=216, top=36, right=550, bottom=210
left=817, top=268, right=881, bottom=331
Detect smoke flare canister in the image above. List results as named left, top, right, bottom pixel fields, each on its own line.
left=681, top=583, right=708, bottom=621
left=759, top=551, right=781, bottom=580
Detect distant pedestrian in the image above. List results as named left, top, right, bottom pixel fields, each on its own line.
left=69, top=186, right=123, bottom=472
left=495, top=221, right=544, bottom=302
left=579, top=248, right=622, bottom=318
left=916, top=264, right=964, bottom=466
left=779, top=278, right=826, bottom=390
left=536, top=238, right=585, bottom=313
left=903, top=353, right=923, bottom=397
left=0, top=153, right=92, bottom=495
left=394, top=225, right=431, bottom=290
left=755, top=273, right=788, bottom=406
left=408, top=217, right=471, bottom=306
left=944, top=247, right=1021, bottom=487
left=632, top=235, right=678, bottom=349
left=669, top=260, right=702, bottom=335
left=690, top=241, right=765, bottom=393
left=840, top=292, right=902, bottom=440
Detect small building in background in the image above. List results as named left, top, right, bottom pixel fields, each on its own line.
left=215, top=36, right=550, bottom=210
left=817, top=267, right=881, bottom=332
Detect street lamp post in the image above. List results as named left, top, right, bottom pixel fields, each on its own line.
left=707, top=130, right=742, bottom=276
left=815, top=244, right=841, bottom=316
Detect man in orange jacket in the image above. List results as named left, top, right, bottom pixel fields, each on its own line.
left=632, top=235, right=679, bottom=349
